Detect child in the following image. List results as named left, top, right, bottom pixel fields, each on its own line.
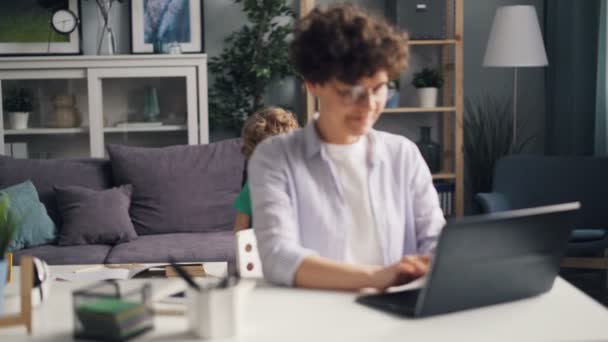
left=233, top=107, right=299, bottom=231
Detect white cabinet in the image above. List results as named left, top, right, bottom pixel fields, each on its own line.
left=0, top=55, right=209, bottom=159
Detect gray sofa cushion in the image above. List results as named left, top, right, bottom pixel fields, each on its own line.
left=106, top=140, right=245, bottom=235
left=104, top=232, right=236, bottom=264
left=12, top=244, right=112, bottom=265
left=0, top=156, right=113, bottom=226
left=54, top=184, right=138, bottom=246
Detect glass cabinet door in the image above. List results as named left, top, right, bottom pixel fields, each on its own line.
left=0, top=70, right=90, bottom=159
left=88, top=67, right=198, bottom=158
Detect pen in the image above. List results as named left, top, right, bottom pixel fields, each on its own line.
left=169, top=257, right=201, bottom=292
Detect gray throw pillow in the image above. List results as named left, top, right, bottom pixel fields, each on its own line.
left=54, top=185, right=137, bottom=246
left=106, top=140, right=245, bottom=235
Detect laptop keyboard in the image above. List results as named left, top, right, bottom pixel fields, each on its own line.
left=356, top=289, right=421, bottom=317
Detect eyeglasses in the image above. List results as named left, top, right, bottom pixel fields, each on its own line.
left=334, top=83, right=388, bottom=105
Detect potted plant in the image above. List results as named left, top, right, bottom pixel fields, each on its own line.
left=463, top=94, right=534, bottom=212
left=4, top=88, right=34, bottom=130
left=412, top=68, right=444, bottom=108
left=386, top=79, right=400, bottom=108
left=208, top=0, right=295, bottom=134
left=0, top=195, right=19, bottom=315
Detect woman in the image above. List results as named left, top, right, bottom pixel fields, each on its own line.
left=248, top=5, right=445, bottom=291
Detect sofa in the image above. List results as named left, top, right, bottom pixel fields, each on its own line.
left=0, top=139, right=245, bottom=265
left=475, top=155, right=608, bottom=258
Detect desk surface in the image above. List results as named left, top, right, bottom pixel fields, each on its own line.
left=1, top=264, right=608, bottom=342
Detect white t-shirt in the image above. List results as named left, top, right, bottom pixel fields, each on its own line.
left=324, top=136, right=384, bottom=265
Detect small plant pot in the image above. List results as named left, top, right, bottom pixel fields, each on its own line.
left=417, top=88, right=438, bottom=108
left=386, top=89, right=400, bottom=108
left=8, top=112, right=29, bottom=130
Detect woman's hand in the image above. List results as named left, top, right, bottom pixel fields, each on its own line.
left=369, top=255, right=431, bottom=290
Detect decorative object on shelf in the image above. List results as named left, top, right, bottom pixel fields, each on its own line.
left=385, top=0, right=447, bottom=39
left=4, top=88, right=34, bottom=130
left=131, top=0, right=203, bottom=54
left=483, top=5, right=548, bottom=147
left=209, top=0, right=295, bottom=131
left=386, top=79, right=400, bottom=108
left=88, top=0, right=124, bottom=55
left=143, top=86, right=160, bottom=122
left=416, top=126, right=441, bottom=173
left=167, top=41, right=182, bottom=54
left=412, top=67, right=444, bottom=108
left=434, top=182, right=455, bottom=216
left=464, top=94, right=534, bottom=200
left=0, top=0, right=81, bottom=55
left=47, top=94, right=81, bottom=128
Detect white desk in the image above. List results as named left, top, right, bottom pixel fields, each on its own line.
left=1, top=264, right=607, bottom=342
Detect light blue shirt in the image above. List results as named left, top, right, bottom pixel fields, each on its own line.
left=248, top=122, right=446, bottom=286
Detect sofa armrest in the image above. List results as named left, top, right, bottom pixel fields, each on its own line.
left=475, top=192, right=512, bottom=213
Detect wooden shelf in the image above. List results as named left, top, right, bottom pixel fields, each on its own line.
left=103, top=125, right=187, bottom=133
left=4, top=128, right=88, bottom=135
left=409, top=39, right=457, bottom=46
left=432, top=173, right=456, bottom=180
left=383, top=107, right=456, bottom=113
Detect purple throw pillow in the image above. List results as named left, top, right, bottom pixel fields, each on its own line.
left=54, top=184, right=137, bottom=246
left=106, top=140, right=245, bottom=235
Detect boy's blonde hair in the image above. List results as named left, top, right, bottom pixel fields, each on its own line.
left=241, top=107, right=299, bottom=159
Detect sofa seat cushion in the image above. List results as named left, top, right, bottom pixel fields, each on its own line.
left=104, top=232, right=236, bottom=264
left=12, top=244, right=112, bottom=265
left=106, top=140, right=244, bottom=235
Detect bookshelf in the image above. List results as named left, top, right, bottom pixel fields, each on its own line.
left=299, top=0, right=464, bottom=217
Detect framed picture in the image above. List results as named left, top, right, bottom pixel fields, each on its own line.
left=131, top=0, right=203, bottom=54
left=0, top=0, right=81, bottom=56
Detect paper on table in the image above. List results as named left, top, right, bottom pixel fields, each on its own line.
left=53, top=265, right=150, bottom=282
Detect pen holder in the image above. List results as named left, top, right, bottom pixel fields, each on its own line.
left=187, top=284, right=239, bottom=339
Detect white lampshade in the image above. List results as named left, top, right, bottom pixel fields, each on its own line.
left=483, top=5, right=548, bottom=67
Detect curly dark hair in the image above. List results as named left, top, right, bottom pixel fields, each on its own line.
left=241, top=107, right=299, bottom=159
left=290, top=4, right=409, bottom=85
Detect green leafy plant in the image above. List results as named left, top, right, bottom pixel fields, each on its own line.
left=0, top=195, right=19, bottom=258
left=412, top=68, right=444, bottom=89
left=463, top=95, right=534, bottom=198
left=208, top=0, right=295, bottom=131
left=3, top=88, right=34, bottom=113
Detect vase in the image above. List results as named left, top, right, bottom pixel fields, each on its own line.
left=0, top=258, right=7, bottom=316
left=143, top=87, right=160, bottom=122
left=386, top=88, right=400, bottom=108
left=416, top=126, right=441, bottom=173
left=417, top=87, right=438, bottom=108
left=96, top=0, right=117, bottom=55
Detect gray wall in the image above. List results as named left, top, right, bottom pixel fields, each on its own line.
left=79, top=1, right=547, bottom=151
left=464, top=0, right=546, bottom=153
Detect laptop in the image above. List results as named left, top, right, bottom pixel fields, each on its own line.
left=356, top=202, right=581, bottom=318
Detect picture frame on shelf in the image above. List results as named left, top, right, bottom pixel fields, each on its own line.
left=130, top=0, right=203, bottom=54
left=0, top=0, right=81, bottom=56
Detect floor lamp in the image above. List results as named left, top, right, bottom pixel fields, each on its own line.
left=483, top=5, right=548, bottom=147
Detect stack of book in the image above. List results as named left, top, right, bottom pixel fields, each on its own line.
left=434, top=182, right=455, bottom=216
left=75, top=298, right=153, bottom=341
